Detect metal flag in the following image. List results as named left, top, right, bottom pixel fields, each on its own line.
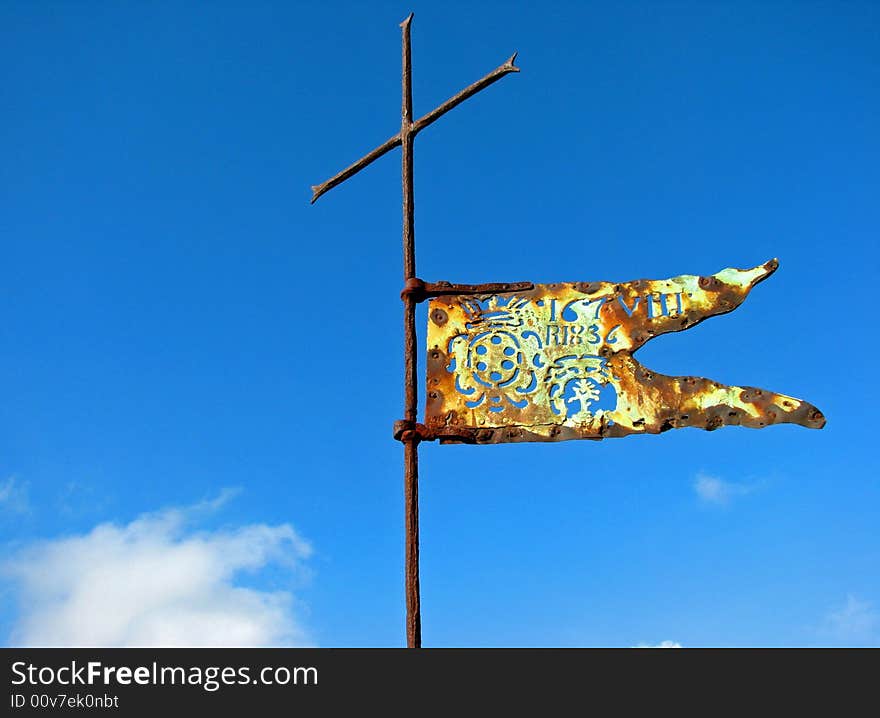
left=424, top=259, right=825, bottom=444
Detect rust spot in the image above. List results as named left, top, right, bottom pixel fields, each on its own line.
left=430, top=308, right=448, bottom=326
left=699, top=275, right=721, bottom=290
left=575, top=281, right=602, bottom=294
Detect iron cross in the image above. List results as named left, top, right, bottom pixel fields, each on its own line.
left=309, top=13, right=519, bottom=647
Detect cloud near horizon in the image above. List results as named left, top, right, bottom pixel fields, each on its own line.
left=820, top=595, right=878, bottom=647
left=693, top=473, right=756, bottom=506
left=2, top=494, right=313, bottom=647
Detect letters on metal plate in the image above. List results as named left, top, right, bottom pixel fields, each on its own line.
left=425, top=259, right=825, bottom=444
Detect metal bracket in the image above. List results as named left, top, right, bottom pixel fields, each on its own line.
left=393, top=420, right=498, bottom=445
left=392, top=419, right=424, bottom=444
left=401, top=278, right=534, bottom=303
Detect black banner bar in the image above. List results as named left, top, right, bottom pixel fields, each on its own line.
left=3, top=648, right=875, bottom=714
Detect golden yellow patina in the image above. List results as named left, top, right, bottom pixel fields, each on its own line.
left=425, top=259, right=824, bottom=444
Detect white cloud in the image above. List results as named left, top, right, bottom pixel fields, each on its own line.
left=693, top=473, right=755, bottom=506
left=820, top=595, right=878, bottom=646
left=0, top=476, right=29, bottom=514
left=2, top=494, right=313, bottom=647
left=633, top=640, right=682, bottom=648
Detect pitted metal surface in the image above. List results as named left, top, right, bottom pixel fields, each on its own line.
left=425, top=259, right=825, bottom=444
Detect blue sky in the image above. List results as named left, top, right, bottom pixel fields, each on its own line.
left=1, top=1, right=877, bottom=647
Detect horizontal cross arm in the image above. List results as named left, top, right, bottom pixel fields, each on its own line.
left=310, top=132, right=402, bottom=204
left=309, top=53, right=519, bottom=204
left=412, top=53, right=519, bottom=136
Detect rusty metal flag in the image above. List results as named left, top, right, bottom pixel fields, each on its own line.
left=424, top=259, right=825, bottom=444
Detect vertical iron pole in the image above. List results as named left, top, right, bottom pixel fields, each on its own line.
left=310, top=14, right=517, bottom=646
left=400, top=13, right=421, bottom=649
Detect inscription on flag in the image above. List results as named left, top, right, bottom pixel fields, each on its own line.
left=425, top=259, right=825, bottom=444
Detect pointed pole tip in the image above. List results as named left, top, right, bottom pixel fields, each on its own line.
left=400, top=12, right=414, bottom=28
